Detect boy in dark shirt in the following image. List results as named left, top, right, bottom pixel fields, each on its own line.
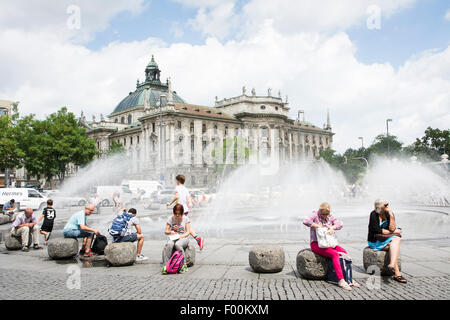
left=37, top=199, right=56, bottom=245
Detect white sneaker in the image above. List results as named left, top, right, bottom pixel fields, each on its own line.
left=136, top=254, right=148, bottom=261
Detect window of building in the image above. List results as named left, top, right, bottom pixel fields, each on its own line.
left=203, top=176, right=208, bottom=185
left=128, top=114, right=132, bottom=124
left=261, top=127, right=268, bottom=137
left=260, top=105, right=266, bottom=110
left=123, top=138, right=126, bottom=146
left=191, top=137, right=194, bottom=152
left=275, top=106, right=279, bottom=111
left=97, top=141, right=100, bottom=149
left=225, top=126, right=228, bottom=136
left=177, top=121, right=181, bottom=130
left=214, top=125, right=218, bottom=134
left=137, top=136, right=140, bottom=144
left=190, top=122, right=194, bottom=133
left=152, top=140, right=155, bottom=151
left=202, top=140, right=206, bottom=151
left=114, top=118, right=118, bottom=123
left=121, top=117, right=125, bottom=124
left=130, top=137, right=133, bottom=145
left=152, top=122, right=155, bottom=132
left=202, top=123, right=206, bottom=134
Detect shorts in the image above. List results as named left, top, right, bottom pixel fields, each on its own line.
left=113, top=233, right=138, bottom=243
left=41, top=222, right=54, bottom=233
left=63, top=229, right=93, bottom=239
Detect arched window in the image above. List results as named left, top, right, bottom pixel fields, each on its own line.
left=261, top=127, right=268, bottom=137
left=121, top=117, right=125, bottom=124
left=128, top=114, right=132, bottom=124
left=225, top=126, right=228, bottom=135
left=114, top=118, right=118, bottom=123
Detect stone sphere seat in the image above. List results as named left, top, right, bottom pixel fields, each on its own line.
left=0, top=214, right=11, bottom=225
left=296, top=248, right=329, bottom=280
left=249, top=245, right=285, bottom=273
left=363, top=246, right=401, bottom=276
left=5, top=232, right=24, bottom=250
left=48, top=238, right=79, bottom=259
left=104, top=242, right=136, bottom=266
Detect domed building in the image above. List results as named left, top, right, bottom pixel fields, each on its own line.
left=80, top=56, right=334, bottom=187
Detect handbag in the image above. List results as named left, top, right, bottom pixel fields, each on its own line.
left=375, top=233, right=402, bottom=242
left=316, top=227, right=338, bottom=248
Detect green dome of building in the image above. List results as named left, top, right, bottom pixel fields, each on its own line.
left=110, top=55, right=186, bottom=116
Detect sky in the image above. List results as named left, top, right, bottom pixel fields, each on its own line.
left=0, top=0, right=449, bottom=152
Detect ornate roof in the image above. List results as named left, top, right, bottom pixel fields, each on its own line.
left=110, top=55, right=186, bottom=116
left=111, top=87, right=186, bottom=115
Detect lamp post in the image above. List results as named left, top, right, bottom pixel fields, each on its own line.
left=386, top=118, right=392, bottom=157
left=159, top=94, right=167, bottom=184
left=358, top=136, right=364, bottom=149
left=297, top=110, right=304, bottom=160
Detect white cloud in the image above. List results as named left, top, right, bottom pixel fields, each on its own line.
left=1, top=19, right=449, bottom=153
left=1, top=0, right=448, bottom=154
left=0, top=0, right=147, bottom=42
left=180, top=0, right=416, bottom=39
left=445, top=9, right=450, bottom=21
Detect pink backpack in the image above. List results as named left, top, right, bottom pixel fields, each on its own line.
left=166, top=251, right=184, bottom=274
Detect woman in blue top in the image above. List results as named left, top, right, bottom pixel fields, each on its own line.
left=367, top=199, right=406, bottom=283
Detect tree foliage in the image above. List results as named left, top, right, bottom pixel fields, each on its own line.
left=16, top=107, right=97, bottom=185
left=407, top=127, right=450, bottom=161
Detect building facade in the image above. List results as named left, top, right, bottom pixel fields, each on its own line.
left=80, top=56, right=334, bottom=187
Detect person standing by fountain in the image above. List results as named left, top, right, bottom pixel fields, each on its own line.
left=368, top=199, right=406, bottom=283
left=166, top=174, right=204, bottom=250
left=303, top=202, right=360, bottom=290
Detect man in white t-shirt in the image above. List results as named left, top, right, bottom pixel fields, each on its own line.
left=166, top=174, right=204, bottom=250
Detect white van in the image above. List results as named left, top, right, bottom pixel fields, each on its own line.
left=94, top=185, right=135, bottom=207
left=121, top=180, right=163, bottom=199
left=0, top=188, right=48, bottom=211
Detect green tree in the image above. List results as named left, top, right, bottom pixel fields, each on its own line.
left=105, top=140, right=125, bottom=156
left=17, top=107, right=98, bottom=187
left=366, top=134, right=403, bottom=158
left=0, top=102, right=25, bottom=185
left=318, top=148, right=367, bottom=183
left=406, top=127, right=450, bottom=161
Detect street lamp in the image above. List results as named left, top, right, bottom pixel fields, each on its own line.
left=159, top=94, right=167, bottom=184
left=358, top=137, right=364, bottom=149
left=386, top=118, right=392, bottom=157
left=297, top=110, right=304, bottom=160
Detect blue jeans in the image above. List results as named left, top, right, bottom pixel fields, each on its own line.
left=63, top=229, right=93, bottom=239
left=113, top=233, right=138, bottom=243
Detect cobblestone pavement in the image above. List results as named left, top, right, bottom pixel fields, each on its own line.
left=1, top=205, right=449, bottom=300
left=0, top=265, right=449, bottom=300
left=1, top=237, right=449, bottom=300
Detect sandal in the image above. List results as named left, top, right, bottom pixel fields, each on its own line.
left=338, top=280, right=352, bottom=291
left=350, top=280, right=360, bottom=288
left=393, top=275, right=407, bottom=283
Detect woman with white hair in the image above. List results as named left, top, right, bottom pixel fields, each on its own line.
left=303, top=202, right=360, bottom=290
left=368, top=199, right=406, bottom=283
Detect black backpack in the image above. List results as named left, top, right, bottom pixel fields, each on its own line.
left=91, top=234, right=108, bottom=255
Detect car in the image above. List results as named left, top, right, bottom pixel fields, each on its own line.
left=24, top=184, right=44, bottom=193
left=158, top=189, right=174, bottom=204
left=47, top=191, right=87, bottom=207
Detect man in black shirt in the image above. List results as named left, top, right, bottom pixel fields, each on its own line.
left=37, top=199, right=56, bottom=245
